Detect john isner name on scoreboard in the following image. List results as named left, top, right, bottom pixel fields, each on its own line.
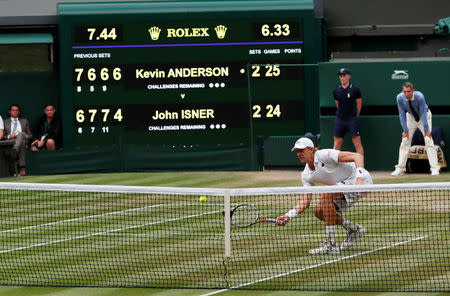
left=136, top=67, right=229, bottom=79
left=152, top=109, right=215, bottom=120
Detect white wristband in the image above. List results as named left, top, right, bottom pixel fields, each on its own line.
left=356, top=167, right=364, bottom=178
left=286, top=209, right=298, bottom=219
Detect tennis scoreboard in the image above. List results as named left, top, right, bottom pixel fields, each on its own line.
left=58, top=1, right=319, bottom=169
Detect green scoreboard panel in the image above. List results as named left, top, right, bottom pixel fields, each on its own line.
left=58, top=1, right=318, bottom=170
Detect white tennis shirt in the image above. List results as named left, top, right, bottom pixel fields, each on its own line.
left=301, top=149, right=356, bottom=186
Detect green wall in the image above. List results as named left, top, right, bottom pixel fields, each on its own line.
left=320, top=116, right=399, bottom=170
left=319, top=59, right=450, bottom=107
left=0, top=72, right=59, bottom=135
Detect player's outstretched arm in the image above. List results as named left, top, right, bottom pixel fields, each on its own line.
left=276, top=193, right=312, bottom=226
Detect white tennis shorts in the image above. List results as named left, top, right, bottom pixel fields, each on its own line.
left=333, top=168, right=372, bottom=215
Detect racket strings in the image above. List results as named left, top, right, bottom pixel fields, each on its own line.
left=231, top=205, right=259, bottom=227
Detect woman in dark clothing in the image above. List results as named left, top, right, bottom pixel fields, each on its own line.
left=31, top=104, right=62, bottom=151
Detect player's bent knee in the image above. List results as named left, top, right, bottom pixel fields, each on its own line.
left=314, top=206, right=324, bottom=221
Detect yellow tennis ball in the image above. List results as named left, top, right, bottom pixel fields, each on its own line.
left=199, top=195, right=207, bottom=203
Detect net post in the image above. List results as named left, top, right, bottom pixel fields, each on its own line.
left=224, top=189, right=231, bottom=259
left=224, top=189, right=231, bottom=287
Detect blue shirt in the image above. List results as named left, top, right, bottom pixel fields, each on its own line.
left=396, top=91, right=429, bottom=132
left=333, top=84, right=362, bottom=119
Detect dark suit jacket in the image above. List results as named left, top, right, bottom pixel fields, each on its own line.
left=34, top=115, right=62, bottom=148
left=4, top=117, right=32, bottom=141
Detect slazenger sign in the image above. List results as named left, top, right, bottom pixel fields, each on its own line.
left=391, top=70, right=409, bottom=80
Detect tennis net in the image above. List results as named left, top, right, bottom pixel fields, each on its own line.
left=0, top=182, right=448, bottom=291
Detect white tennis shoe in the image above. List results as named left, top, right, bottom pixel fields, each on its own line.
left=391, top=169, right=405, bottom=176
left=341, top=224, right=366, bottom=250
left=431, top=169, right=440, bottom=176
left=309, top=241, right=339, bottom=255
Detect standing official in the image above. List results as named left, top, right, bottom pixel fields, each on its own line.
left=333, top=68, right=364, bottom=156
left=4, top=104, right=32, bottom=176
left=391, top=82, right=440, bottom=176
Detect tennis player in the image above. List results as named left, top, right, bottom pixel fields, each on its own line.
left=276, top=137, right=372, bottom=255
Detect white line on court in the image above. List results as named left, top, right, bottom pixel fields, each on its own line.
left=0, top=203, right=168, bottom=234
left=0, top=210, right=221, bottom=254
left=248, top=202, right=448, bottom=207
left=3, top=200, right=437, bottom=236
left=1, top=202, right=221, bottom=234
left=360, top=203, right=450, bottom=208
left=198, top=235, right=429, bottom=296
left=100, top=232, right=423, bottom=238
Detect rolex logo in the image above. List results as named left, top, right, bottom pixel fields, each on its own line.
left=215, top=25, right=227, bottom=39
left=148, top=26, right=161, bottom=40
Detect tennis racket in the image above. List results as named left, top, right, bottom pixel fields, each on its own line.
left=230, top=204, right=280, bottom=228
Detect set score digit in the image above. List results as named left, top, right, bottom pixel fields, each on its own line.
left=75, top=108, right=123, bottom=123
left=77, top=126, right=110, bottom=134
left=76, top=85, right=108, bottom=92
left=74, top=67, right=122, bottom=82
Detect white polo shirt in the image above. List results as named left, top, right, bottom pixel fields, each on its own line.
left=0, top=115, right=3, bottom=130
left=301, top=149, right=356, bottom=186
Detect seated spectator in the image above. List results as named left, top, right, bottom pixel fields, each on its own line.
left=4, top=104, right=32, bottom=176
left=0, top=115, right=4, bottom=140
left=31, top=104, right=62, bottom=151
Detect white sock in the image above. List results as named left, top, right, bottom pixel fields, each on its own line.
left=326, top=226, right=336, bottom=244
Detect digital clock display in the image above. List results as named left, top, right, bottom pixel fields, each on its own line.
left=74, top=26, right=124, bottom=42
left=253, top=22, right=300, bottom=39
left=58, top=1, right=316, bottom=170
